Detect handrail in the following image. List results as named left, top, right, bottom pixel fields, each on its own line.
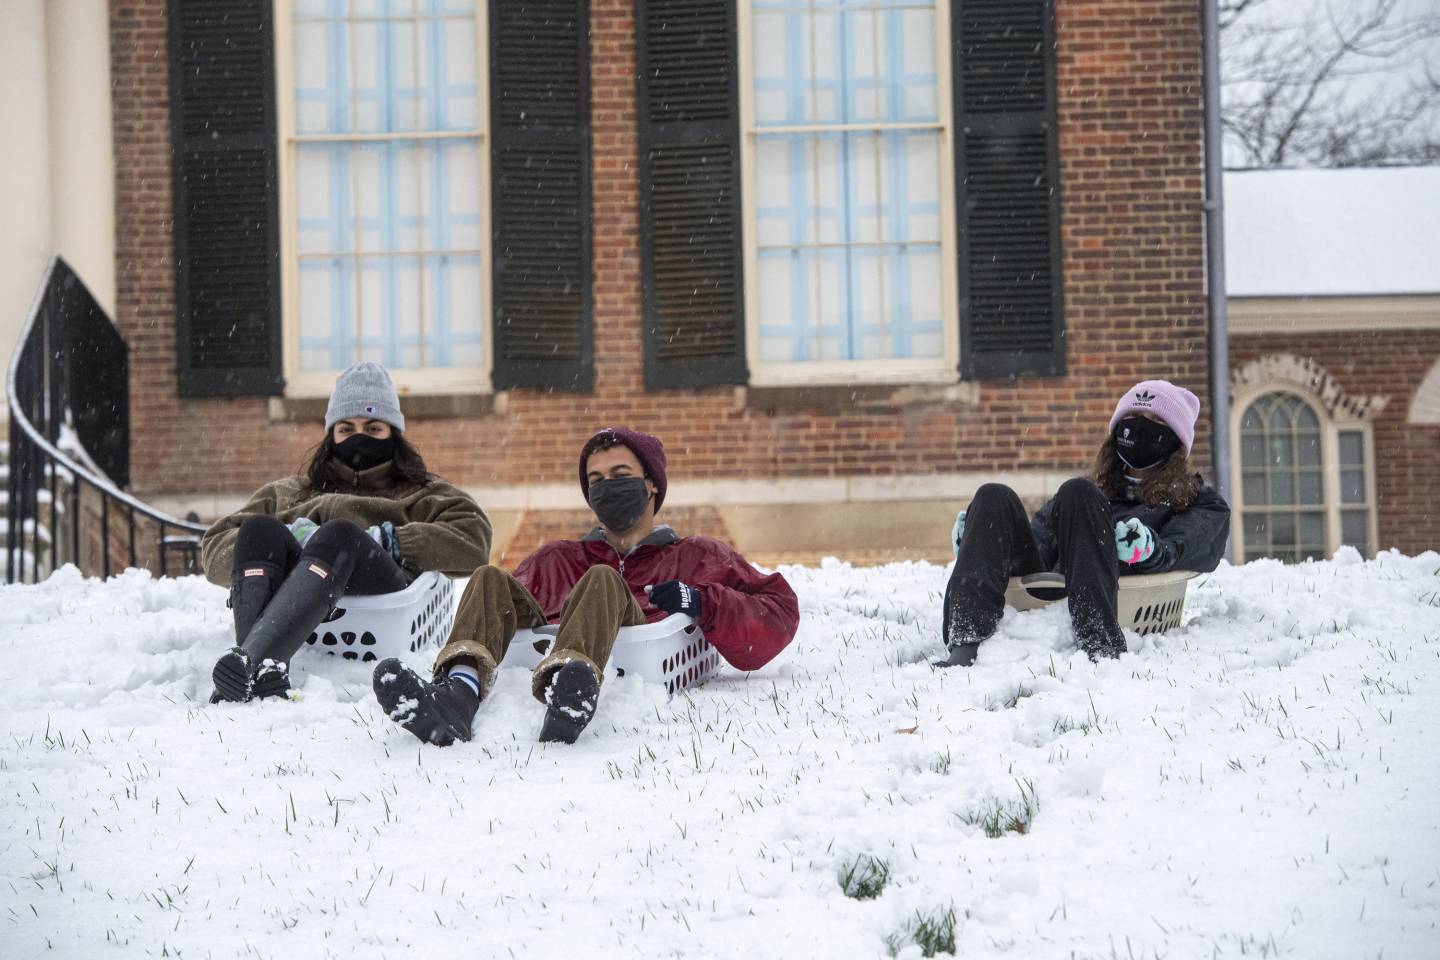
left=8, top=261, right=205, bottom=531
left=6, top=257, right=206, bottom=583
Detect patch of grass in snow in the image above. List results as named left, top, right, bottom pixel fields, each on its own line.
left=986, top=684, right=1035, bottom=711
left=885, top=905, right=958, bottom=957
left=1051, top=715, right=1094, bottom=736
left=956, top=779, right=1038, bottom=838
left=838, top=853, right=890, bottom=900
left=930, top=748, right=952, bottom=775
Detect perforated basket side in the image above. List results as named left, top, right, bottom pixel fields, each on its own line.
left=504, top=616, right=718, bottom=695
left=1120, top=584, right=1189, bottom=636
left=301, top=574, right=456, bottom=662
left=1002, top=571, right=1195, bottom=637
left=408, top=575, right=456, bottom=653
left=662, top=633, right=723, bottom=695
left=304, top=617, right=383, bottom=662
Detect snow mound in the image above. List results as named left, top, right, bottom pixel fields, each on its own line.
left=2, top=554, right=1439, bottom=958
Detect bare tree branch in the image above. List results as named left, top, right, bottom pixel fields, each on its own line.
left=1222, top=0, right=1440, bottom=167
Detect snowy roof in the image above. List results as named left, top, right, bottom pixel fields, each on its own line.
left=1224, top=166, right=1440, bottom=298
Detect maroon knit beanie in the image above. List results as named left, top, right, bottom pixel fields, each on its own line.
left=578, top=427, right=668, bottom=513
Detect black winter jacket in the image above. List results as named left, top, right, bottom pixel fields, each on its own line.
left=1030, top=476, right=1231, bottom=575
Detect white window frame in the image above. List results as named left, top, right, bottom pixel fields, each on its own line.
left=1230, top=383, right=1379, bottom=561
left=273, top=0, right=493, bottom=398
left=736, top=0, right=960, bottom=387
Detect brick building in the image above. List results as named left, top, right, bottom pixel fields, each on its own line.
left=2, top=1, right=1426, bottom=573
left=95, top=0, right=1219, bottom=566
left=1224, top=167, right=1440, bottom=560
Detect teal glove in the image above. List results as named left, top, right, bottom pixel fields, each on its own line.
left=951, top=510, right=967, bottom=559
left=287, top=517, right=319, bottom=547
left=1115, top=518, right=1156, bottom=565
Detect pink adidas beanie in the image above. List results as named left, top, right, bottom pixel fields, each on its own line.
left=1107, top=380, right=1201, bottom=453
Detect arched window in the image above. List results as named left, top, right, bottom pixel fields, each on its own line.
left=1236, top=390, right=1375, bottom=562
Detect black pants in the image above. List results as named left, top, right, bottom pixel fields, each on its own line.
left=943, top=479, right=1123, bottom=651
left=230, top=515, right=408, bottom=646
left=232, top=515, right=408, bottom=596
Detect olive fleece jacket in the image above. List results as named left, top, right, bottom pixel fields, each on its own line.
left=200, top=461, right=491, bottom=586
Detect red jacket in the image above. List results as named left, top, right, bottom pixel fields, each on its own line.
left=513, top=528, right=799, bottom=672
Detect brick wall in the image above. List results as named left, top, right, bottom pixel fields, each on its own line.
left=110, top=0, right=1210, bottom=506
left=1230, top=331, right=1440, bottom=556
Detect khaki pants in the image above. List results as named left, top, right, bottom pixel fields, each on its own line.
left=433, top=564, right=646, bottom=702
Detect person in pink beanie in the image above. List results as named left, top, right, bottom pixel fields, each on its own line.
left=935, top=380, right=1231, bottom=666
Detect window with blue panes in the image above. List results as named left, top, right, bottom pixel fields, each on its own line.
left=747, top=0, right=952, bottom=370
left=286, top=0, right=486, bottom=384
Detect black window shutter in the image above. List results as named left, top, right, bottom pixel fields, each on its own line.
left=953, top=0, right=1065, bottom=379
left=636, top=0, right=747, bottom=390
left=490, top=1, right=594, bottom=392
left=168, top=0, right=283, bottom=397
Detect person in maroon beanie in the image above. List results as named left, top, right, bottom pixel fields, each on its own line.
left=372, top=427, right=801, bottom=746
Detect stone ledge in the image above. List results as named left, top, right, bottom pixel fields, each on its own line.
left=741, top=381, right=980, bottom=414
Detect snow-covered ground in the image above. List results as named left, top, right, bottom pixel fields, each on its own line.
left=2, top=551, right=1439, bottom=959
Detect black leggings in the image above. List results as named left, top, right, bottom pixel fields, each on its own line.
left=943, top=479, right=1123, bottom=650
left=232, top=515, right=408, bottom=596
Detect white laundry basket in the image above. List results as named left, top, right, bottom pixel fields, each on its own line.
left=1003, top=569, right=1198, bottom=636
left=303, top=570, right=456, bottom=662
left=503, top=614, right=722, bottom=695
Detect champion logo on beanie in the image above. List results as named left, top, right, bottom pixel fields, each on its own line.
left=325, top=362, right=406, bottom=433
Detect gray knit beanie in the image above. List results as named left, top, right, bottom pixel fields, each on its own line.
left=325, top=362, right=405, bottom=432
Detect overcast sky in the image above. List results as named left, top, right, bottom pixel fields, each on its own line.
left=1221, top=0, right=1440, bottom=166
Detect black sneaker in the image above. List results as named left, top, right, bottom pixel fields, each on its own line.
left=372, top=658, right=478, bottom=746
left=211, top=647, right=254, bottom=703
left=538, top=661, right=599, bottom=745
left=931, top=640, right=981, bottom=669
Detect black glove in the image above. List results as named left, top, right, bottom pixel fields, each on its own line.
left=648, top=580, right=701, bottom=619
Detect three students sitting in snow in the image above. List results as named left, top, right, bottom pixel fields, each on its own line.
left=199, top=363, right=1229, bottom=743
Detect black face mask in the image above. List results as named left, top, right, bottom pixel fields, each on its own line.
left=587, top=477, right=651, bottom=532
left=334, top=434, right=396, bottom=472
left=1113, top=416, right=1180, bottom=470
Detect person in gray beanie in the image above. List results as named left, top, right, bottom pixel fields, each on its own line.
left=935, top=379, right=1231, bottom=667
left=200, top=362, right=492, bottom=704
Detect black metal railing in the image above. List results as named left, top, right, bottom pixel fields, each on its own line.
left=6, top=257, right=206, bottom=583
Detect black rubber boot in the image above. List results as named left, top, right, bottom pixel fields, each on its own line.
left=230, top=561, right=284, bottom=644
left=538, top=661, right=600, bottom=745
left=210, top=562, right=286, bottom=704
left=211, top=647, right=255, bottom=703
left=234, top=558, right=345, bottom=700
left=931, top=640, right=981, bottom=669
left=372, top=659, right=479, bottom=746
